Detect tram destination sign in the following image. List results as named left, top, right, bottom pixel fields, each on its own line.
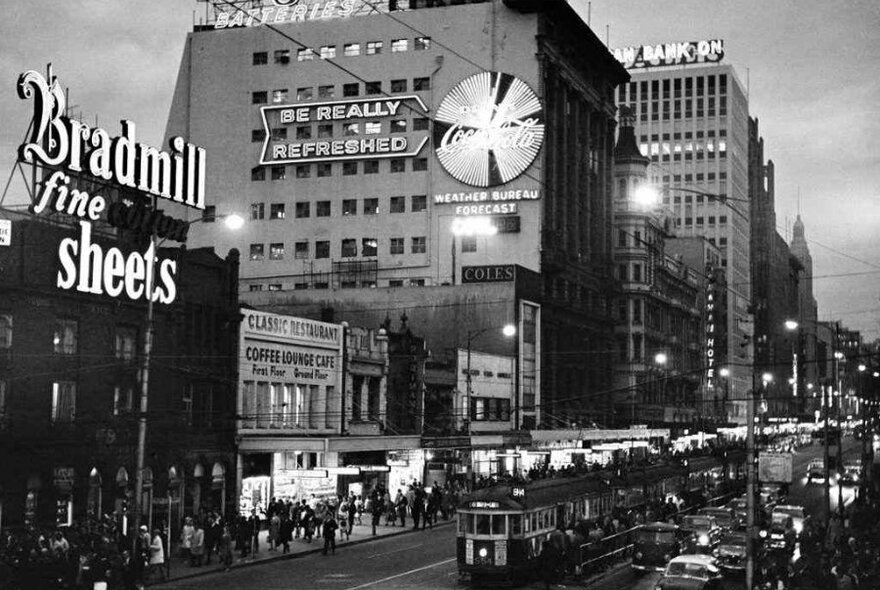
left=468, top=501, right=500, bottom=509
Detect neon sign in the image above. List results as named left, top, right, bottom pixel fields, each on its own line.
left=212, top=0, right=390, bottom=29
left=613, top=39, right=724, bottom=70
left=705, top=275, right=717, bottom=389
left=260, top=96, right=429, bottom=165
left=433, top=72, right=544, bottom=188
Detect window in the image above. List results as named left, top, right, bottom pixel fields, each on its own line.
left=271, top=166, right=286, bottom=180
left=272, top=88, right=288, bottom=103
left=411, top=236, right=426, bottom=254
left=341, top=239, right=357, bottom=257
left=318, top=123, right=333, bottom=138
left=269, top=243, right=284, bottom=260
left=413, top=117, right=430, bottom=131
left=51, top=381, right=76, bottom=423
left=343, top=162, right=358, bottom=175
left=390, top=238, right=404, bottom=254
left=319, top=45, right=336, bottom=59
left=268, top=284, right=282, bottom=292
left=363, top=198, right=379, bottom=214
left=296, top=125, right=312, bottom=140
left=273, top=49, right=290, bottom=64
left=252, top=129, right=266, bottom=143
left=362, top=238, right=378, bottom=257
left=253, top=51, right=268, bottom=65
left=366, top=41, right=383, bottom=55
left=391, top=79, right=407, bottom=92
left=114, top=326, right=137, bottom=361
left=295, top=164, right=311, bottom=178
left=251, top=167, right=266, bottom=181
left=411, top=195, right=427, bottom=212
left=315, top=241, right=330, bottom=259
left=391, top=39, right=408, bottom=52
left=297, top=48, right=314, bottom=61
left=249, top=284, right=263, bottom=292
left=389, top=280, right=404, bottom=287
left=390, top=119, right=407, bottom=133
left=53, top=319, right=78, bottom=354
left=343, top=83, right=359, bottom=97
left=270, top=203, right=285, bottom=219
left=343, top=123, right=359, bottom=136
left=316, top=162, right=331, bottom=177
left=414, top=36, right=431, bottom=50
left=413, top=77, right=430, bottom=91
left=461, top=236, right=477, bottom=252
left=365, top=81, right=381, bottom=95
left=250, top=244, right=265, bottom=261
left=318, top=85, right=335, bottom=98
left=390, top=196, right=405, bottom=213
left=342, top=199, right=357, bottom=215
left=295, top=202, right=310, bottom=218
left=363, top=160, right=379, bottom=174
left=113, top=385, right=134, bottom=416
left=719, top=215, right=728, bottom=224
left=270, top=127, right=287, bottom=140
left=412, top=158, right=428, bottom=171
left=632, top=264, right=642, bottom=282
left=390, top=159, right=405, bottom=173
left=251, top=203, right=265, bottom=220
left=343, top=43, right=361, bottom=57
left=409, top=279, right=425, bottom=287
left=364, top=121, right=381, bottom=134
left=296, top=87, right=313, bottom=100
left=252, top=91, right=268, bottom=104
left=295, top=241, right=309, bottom=259
left=618, top=230, right=627, bottom=247
left=0, top=314, right=11, bottom=349
left=316, top=201, right=331, bottom=217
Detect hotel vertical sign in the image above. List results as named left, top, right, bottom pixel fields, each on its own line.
left=705, top=272, right=717, bottom=390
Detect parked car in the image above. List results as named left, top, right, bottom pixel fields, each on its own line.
left=632, top=522, right=684, bottom=572
left=678, top=515, right=723, bottom=553
left=697, top=507, right=740, bottom=532
left=655, top=554, right=724, bottom=590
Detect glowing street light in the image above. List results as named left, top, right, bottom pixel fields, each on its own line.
left=633, top=184, right=660, bottom=208
left=655, top=352, right=668, bottom=365
left=784, top=320, right=799, bottom=331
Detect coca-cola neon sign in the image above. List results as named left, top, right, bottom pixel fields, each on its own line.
left=433, top=72, right=544, bottom=188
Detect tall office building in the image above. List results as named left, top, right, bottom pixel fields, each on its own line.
left=613, top=40, right=752, bottom=420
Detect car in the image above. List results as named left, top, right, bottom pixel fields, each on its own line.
left=632, top=522, right=685, bottom=572
left=806, top=459, right=825, bottom=482
left=771, top=504, right=809, bottom=535
left=839, top=460, right=862, bottom=486
left=712, top=530, right=756, bottom=573
left=678, top=515, right=723, bottom=553
left=655, top=554, right=724, bottom=590
left=725, top=497, right=748, bottom=522
left=697, top=507, right=740, bottom=531
left=766, top=513, right=795, bottom=550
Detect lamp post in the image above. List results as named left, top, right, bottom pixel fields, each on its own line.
left=131, top=211, right=243, bottom=557
left=745, top=366, right=757, bottom=590
left=834, top=347, right=845, bottom=516
left=719, top=367, right=730, bottom=419
left=464, top=324, right=516, bottom=435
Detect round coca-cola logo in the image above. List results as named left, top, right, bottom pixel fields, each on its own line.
left=433, top=72, right=544, bottom=187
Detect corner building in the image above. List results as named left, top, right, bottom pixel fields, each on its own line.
left=167, top=0, right=628, bottom=427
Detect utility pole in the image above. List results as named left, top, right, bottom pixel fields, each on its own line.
left=745, top=370, right=756, bottom=590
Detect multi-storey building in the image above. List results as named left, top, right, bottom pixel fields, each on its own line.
left=167, top=0, right=629, bottom=429
left=789, top=214, right=820, bottom=415
left=614, top=41, right=752, bottom=421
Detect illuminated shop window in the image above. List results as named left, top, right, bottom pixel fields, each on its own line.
left=319, top=45, right=336, bottom=59
left=390, top=238, right=404, bottom=255
left=270, top=203, right=285, bottom=219
left=53, top=319, right=78, bottom=355
left=409, top=279, right=425, bottom=287
left=414, top=37, right=431, bottom=51
left=295, top=165, right=310, bottom=178
left=366, top=41, right=383, bottom=55
left=391, top=39, right=408, bottom=52
left=341, top=239, right=357, bottom=257
left=390, top=119, right=406, bottom=133
left=343, top=123, right=359, bottom=136
left=249, top=244, right=265, bottom=261
left=343, top=43, right=361, bottom=57
left=390, top=196, right=405, bottom=213
left=364, top=122, right=381, bottom=134
left=274, top=49, right=290, bottom=64
left=295, top=241, right=309, bottom=259
left=269, top=243, right=285, bottom=260
left=362, top=238, right=378, bottom=257
left=271, top=166, right=286, bottom=181
left=461, top=236, right=476, bottom=253
left=51, top=381, right=76, bottom=422
left=343, top=162, right=358, bottom=175
left=389, top=159, right=405, bottom=173
left=268, top=284, right=282, bottom=291
left=252, top=91, right=268, bottom=104
left=252, top=129, right=266, bottom=143
left=342, top=199, right=357, bottom=215
left=252, top=203, right=265, bottom=220
left=412, top=158, right=428, bottom=171
left=318, top=85, right=335, bottom=98
left=297, top=48, right=314, bottom=61
left=391, top=79, right=407, bottom=92
left=297, top=87, right=313, bottom=100
left=411, top=195, right=426, bottom=212
left=363, top=161, right=379, bottom=174
left=365, top=81, right=382, bottom=95
left=316, top=201, right=331, bottom=216
left=363, top=198, right=379, bottom=214
left=249, top=285, right=263, bottom=292
left=315, top=241, right=330, bottom=259
left=411, top=237, right=426, bottom=254
left=413, top=77, right=430, bottom=91
left=413, top=117, right=429, bottom=131
left=272, top=88, right=288, bottom=103
left=114, top=326, right=137, bottom=361
left=295, top=202, right=310, bottom=218
left=296, top=125, right=312, bottom=139
left=318, top=124, right=333, bottom=138
left=253, top=52, right=268, bottom=65
left=317, top=163, right=332, bottom=177
left=343, top=83, right=359, bottom=97
left=251, top=167, right=265, bottom=182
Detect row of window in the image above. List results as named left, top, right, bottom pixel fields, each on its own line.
left=249, top=237, right=428, bottom=261
left=247, top=195, right=428, bottom=222
left=255, top=117, right=430, bottom=143
left=619, top=74, right=729, bottom=103
left=247, top=278, right=429, bottom=292
left=253, top=37, right=431, bottom=66
left=0, top=316, right=138, bottom=360
left=253, top=157, right=427, bottom=181
left=660, top=173, right=728, bottom=186
left=629, top=96, right=729, bottom=121
left=253, top=78, right=432, bottom=105
left=642, top=129, right=726, bottom=142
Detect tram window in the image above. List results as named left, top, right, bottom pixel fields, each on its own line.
left=537, top=511, right=544, bottom=529
left=476, top=514, right=491, bottom=535
left=459, top=513, right=468, bottom=534
left=510, top=515, right=522, bottom=535
left=531, top=512, right=538, bottom=531
left=492, top=515, right=506, bottom=535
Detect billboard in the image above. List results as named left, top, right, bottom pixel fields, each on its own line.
left=758, top=452, right=793, bottom=483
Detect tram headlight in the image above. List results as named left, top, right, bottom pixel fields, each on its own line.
left=635, top=551, right=643, bottom=560
left=698, top=534, right=710, bottom=546
left=794, top=521, right=803, bottom=534
left=478, top=547, right=488, bottom=558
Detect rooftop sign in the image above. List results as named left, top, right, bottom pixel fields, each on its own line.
left=212, top=0, right=391, bottom=29
left=612, top=39, right=724, bottom=70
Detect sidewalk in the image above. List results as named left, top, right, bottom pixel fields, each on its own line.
left=149, top=518, right=455, bottom=585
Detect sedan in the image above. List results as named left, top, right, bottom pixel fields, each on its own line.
left=679, top=515, right=723, bottom=553
left=654, top=554, right=724, bottom=590
left=697, top=507, right=740, bottom=531
left=712, top=530, right=752, bottom=573
left=771, top=504, right=809, bottom=535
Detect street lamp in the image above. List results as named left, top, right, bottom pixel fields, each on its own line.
left=464, top=324, right=516, bottom=435
left=131, top=211, right=242, bottom=557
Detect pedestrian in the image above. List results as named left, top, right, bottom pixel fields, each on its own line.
left=218, top=525, right=234, bottom=572
left=148, top=528, right=166, bottom=582
left=412, top=485, right=424, bottom=530
left=346, top=496, right=357, bottom=536
left=190, top=522, right=205, bottom=567
left=303, top=504, right=316, bottom=542
left=538, top=539, right=561, bottom=590
left=337, top=500, right=350, bottom=541
left=268, top=511, right=281, bottom=551
left=396, top=490, right=408, bottom=528
left=371, top=487, right=384, bottom=536
left=279, top=512, right=292, bottom=553
left=180, top=516, right=194, bottom=563
left=248, top=509, right=261, bottom=556
left=322, top=514, right=339, bottom=555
